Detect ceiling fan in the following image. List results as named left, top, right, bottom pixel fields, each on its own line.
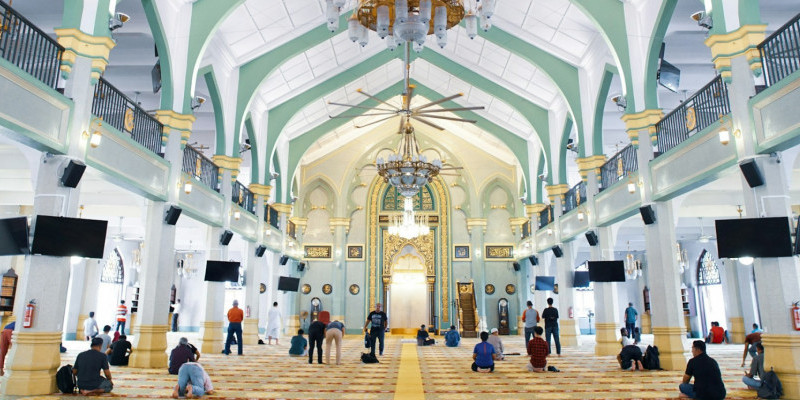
left=698, top=218, right=716, bottom=243
left=327, top=41, right=484, bottom=132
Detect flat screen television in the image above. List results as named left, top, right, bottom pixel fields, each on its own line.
left=203, top=261, right=240, bottom=282
left=277, top=276, right=300, bottom=292
left=715, top=217, right=793, bottom=258
left=31, top=215, right=107, bottom=258
left=573, top=271, right=590, bottom=288
left=794, top=216, right=800, bottom=256
left=534, top=276, right=555, bottom=291
left=0, top=217, right=29, bottom=256
left=588, top=261, right=626, bottom=282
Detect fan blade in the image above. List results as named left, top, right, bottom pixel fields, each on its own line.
left=417, top=114, right=478, bottom=124
left=438, top=173, right=462, bottom=176
left=415, top=106, right=485, bottom=114
left=329, top=112, right=399, bottom=119
left=327, top=101, right=398, bottom=112
left=440, top=166, right=464, bottom=170
left=413, top=93, right=463, bottom=111
left=411, top=116, right=446, bottom=130
left=356, top=89, right=398, bottom=109
left=354, top=115, right=398, bottom=129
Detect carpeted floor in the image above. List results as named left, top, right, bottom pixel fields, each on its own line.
left=7, top=333, right=758, bottom=399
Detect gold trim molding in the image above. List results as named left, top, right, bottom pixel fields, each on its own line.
left=155, top=110, right=196, bottom=146
left=466, top=218, right=487, bottom=234
left=54, top=28, right=115, bottom=82
left=621, top=109, right=664, bottom=145
left=525, top=203, right=547, bottom=218
left=576, top=155, right=606, bottom=181
left=705, top=25, right=767, bottom=82
left=272, top=203, right=293, bottom=214
left=249, top=184, right=272, bottom=199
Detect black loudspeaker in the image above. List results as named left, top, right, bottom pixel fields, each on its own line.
left=61, top=160, right=86, bottom=188
left=528, top=255, right=538, bottom=265
left=164, top=205, right=182, bottom=225
left=513, top=262, right=521, bottom=271
left=297, top=262, right=306, bottom=272
left=552, top=245, right=563, bottom=258
left=219, top=230, right=233, bottom=245
left=255, top=245, right=267, bottom=257
left=639, top=205, right=656, bottom=225
left=585, top=230, right=599, bottom=246
left=739, top=159, right=764, bottom=188
left=279, top=255, right=289, bottom=265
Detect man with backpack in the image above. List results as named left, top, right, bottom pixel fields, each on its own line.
left=743, top=343, right=765, bottom=389
left=72, top=337, right=114, bottom=395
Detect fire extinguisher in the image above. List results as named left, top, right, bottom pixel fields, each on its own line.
left=23, top=299, right=36, bottom=329
left=792, top=301, right=800, bottom=331
left=568, top=307, right=574, bottom=319
left=246, top=305, right=251, bottom=318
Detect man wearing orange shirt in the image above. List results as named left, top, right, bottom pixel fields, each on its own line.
left=223, top=300, right=244, bottom=355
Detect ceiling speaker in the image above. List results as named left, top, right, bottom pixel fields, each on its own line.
left=297, top=262, right=306, bottom=272
left=219, top=230, right=233, bottom=245
left=279, top=255, right=289, bottom=265
left=739, top=159, right=764, bottom=188
left=528, top=255, right=538, bottom=265
left=512, top=262, right=521, bottom=271
left=164, top=205, right=182, bottom=225
left=585, top=230, right=598, bottom=246
left=552, top=245, right=563, bottom=258
left=255, top=245, right=267, bottom=257
left=639, top=205, right=656, bottom=225
left=61, top=159, right=86, bottom=188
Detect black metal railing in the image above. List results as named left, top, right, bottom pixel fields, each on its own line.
left=538, top=204, right=553, bottom=229
left=521, top=220, right=531, bottom=239
left=182, top=145, right=219, bottom=191
left=0, top=0, right=62, bottom=89
left=287, top=221, right=296, bottom=240
left=760, top=13, right=800, bottom=87
left=564, top=181, right=587, bottom=213
left=600, top=144, right=638, bottom=191
left=93, top=77, right=164, bottom=156
left=231, top=181, right=256, bottom=214
left=655, top=75, right=730, bottom=155
left=265, top=204, right=280, bottom=230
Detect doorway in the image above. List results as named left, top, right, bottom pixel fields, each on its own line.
left=697, top=250, right=727, bottom=337
left=388, top=249, right=429, bottom=334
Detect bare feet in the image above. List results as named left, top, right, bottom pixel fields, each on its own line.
left=185, top=383, right=194, bottom=399
left=172, top=385, right=180, bottom=399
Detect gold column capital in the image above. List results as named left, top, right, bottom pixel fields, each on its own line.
left=329, top=217, right=350, bottom=235
left=621, top=109, right=664, bottom=145
left=576, top=155, right=607, bottom=182
left=508, top=217, right=529, bottom=227
left=525, top=203, right=547, bottom=218
left=705, top=25, right=768, bottom=83
left=54, top=28, right=115, bottom=83
left=212, top=155, right=243, bottom=180
left=155, top=110, right=196, bottom=147
left=545, top=184, right=569, bottom=205
left=466, top=218, right=487, bottom=234
left=248, top=184, right=272, bottom=200
left=272, top=203, right=293, bottom=215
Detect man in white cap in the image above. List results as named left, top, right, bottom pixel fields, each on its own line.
left=487, top=328, right=505, bottom=360
left=223, top=300, right=243, bottom=355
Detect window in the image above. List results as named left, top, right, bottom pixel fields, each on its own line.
left=101, top=248, right=124, bottom=284
left=697, top=250, right=721, bottom=286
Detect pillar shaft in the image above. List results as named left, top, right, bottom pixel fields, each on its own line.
left=468, top=220, right=486, bottom=330
left=591, top=226, right=621, bottom=356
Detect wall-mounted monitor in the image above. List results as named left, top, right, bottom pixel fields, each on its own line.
left=277, top=276, right=300, bottom=292
left=0, top=217, right=29, bottom=256
left=715, top=217, right=793, bottom=259
left=588, top=261, right=626, bottom=282
left=203, top=261, right=240, bottom=282
left=573, top=271, right=591, bottom=288
left=534, top=276, right=555, bottom=291
left=31, top=216, right=107, bottom=258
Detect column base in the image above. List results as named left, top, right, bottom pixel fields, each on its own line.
left=75, top=313, right=88, bottom=340
left=728, top=316, right=745, bottom=344
left=560, top=319, right=580, bottom=347
left=762, top=334, right=800, bottom=400
left=197, top=321, right=223, bottom=354
left=128, top=324, right=168, bottom=369
left=242, top=319, right=259, bottom=345
left=129, top=313, right=137, bottom=336
left=0, top=331, right=61, bottom=395
left=595, top=322, right=619, bottom=356
left=286, top=314, right=300, bottom=336
left=641, top=312, right=652, bottom=334
left=652, top=326, right=688, bottom=371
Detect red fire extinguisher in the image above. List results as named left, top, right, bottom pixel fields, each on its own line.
left=568, top=307, right=574, bottom=319
left=23, top=300, right=36, bottom=328
left=792, top=302, right=800, bottom=331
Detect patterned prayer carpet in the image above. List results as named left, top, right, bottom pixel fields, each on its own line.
left=7, top=333, right=757, bottom=399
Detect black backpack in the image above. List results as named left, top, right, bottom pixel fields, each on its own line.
left=643, top=345, right=661, bottom=370
left=360, top=353, right=379, bottom=364
left=757, top=368, right=783, bottom=399
left=56, top=364, right=76, bottom=394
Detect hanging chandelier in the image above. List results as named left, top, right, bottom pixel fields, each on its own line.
left=388, top=197, right=430, bottom=239
left=376, top=119, right=442, bottom=197
left=625, top=242, right=642, bottom=279
left=326, top=0, right=496, bottom=51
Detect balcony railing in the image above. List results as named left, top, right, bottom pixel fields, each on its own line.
left=600, top=144, right=638, bottom=192
left=538, top=204, right=553, bottom=229
left=760, top=13, right=800, bottom=87
left=265, top=204, right=280, bottom=230
left=231, top=180, right=256, bottom=214
left=521, top=220, right=531, bottom=239
left=564, top=181, right=587, bottom=213
left=93, top=77, right=164, bottom=156
left=655, top=75, right=730, bottom=155
left=182, top=145, right=219, bottom=192
left=0, top=0, right=62, bottom=89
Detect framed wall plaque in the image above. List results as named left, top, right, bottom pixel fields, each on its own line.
left=301, top=284, right=311, bottom=294
left=505, top=284, right=516, bottom=295
left=349, top=284, right=360, bottom=295
left=346, top=245, right=364, bottom=261
left=485, top=244, right=514, bottom=261
left=485, top=284, right=495, bottom=295
left=453, top=244, right=471, bottom=261
left=322, top=284, right=332, bottom=295
left=304, top=245, right=332, bottom=260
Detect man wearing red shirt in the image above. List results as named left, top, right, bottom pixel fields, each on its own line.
left=526, top=326, right=548, bottom=372
left=224, top=300, right=244, bottom=355
left=705, top=321, right=728, bottom=344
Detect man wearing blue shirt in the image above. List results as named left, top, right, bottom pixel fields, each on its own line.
left=472, top=331, right=497, bottom=372
left=624, top=303, right=638, bottom=339
left=445, top=325, right=460, bottom=347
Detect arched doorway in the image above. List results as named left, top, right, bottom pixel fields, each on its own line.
left=97, top=248, right=125, bottom=328
left=696, top=250, right=727, bottom=337
left=388, top=247, right=429, bottom=334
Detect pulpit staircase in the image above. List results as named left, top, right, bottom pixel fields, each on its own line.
left=456, top=281, right=479, bottom=338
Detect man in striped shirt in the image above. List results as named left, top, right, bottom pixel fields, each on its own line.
left=115, top=300, right=127, bottom=335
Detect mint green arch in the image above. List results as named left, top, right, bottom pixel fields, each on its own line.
left=592, top=65, right=616, bottom=156
left=61, top=0, right=113, bottom=38
left=536, top=155, right=546, bottom=203
left=142, top=0, right=174, bottom=110
left=244, top=116, right=260, bottom=184
left=271, top=153, right=281, bottom=201
left=557, top=117, right=574, bottom=185
left=643, top=0, right=678, bottom=109
left=284, top=81, right=532, bottom=204
left=479, top=177, right=517, bottom=217
left=199, top=65, right=226, bottom=156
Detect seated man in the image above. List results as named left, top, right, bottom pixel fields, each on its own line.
left=472, top=331, right=497, bottom=372
left=618, top=344, right=644, bottom=371
left=172, top=362, right=213, bottom=398
left=73, top=337, right=114, bottom=395
left=169, top=337, right=198, bottom=375
left=742, top=330, right=762, bottom=367
left=742, top=343, right=765, bottom=390
left=106, top=334, right=132, bottom=366
left=289, top=329, right=308, bottom=356
left=751, top=323, right=763, bottom=334
left=417, top=325, right=435, bottom=346
left=679, top=340, right=726, bottom=400
left=619, top=328, right=634, bottom=347
left=444, top=325, right=460, bottom=347
left=705, top=321, right=729, bottom=344
left=487, top=328, right=505, bottom=360
left=526, top=326, right=548, bottom=372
